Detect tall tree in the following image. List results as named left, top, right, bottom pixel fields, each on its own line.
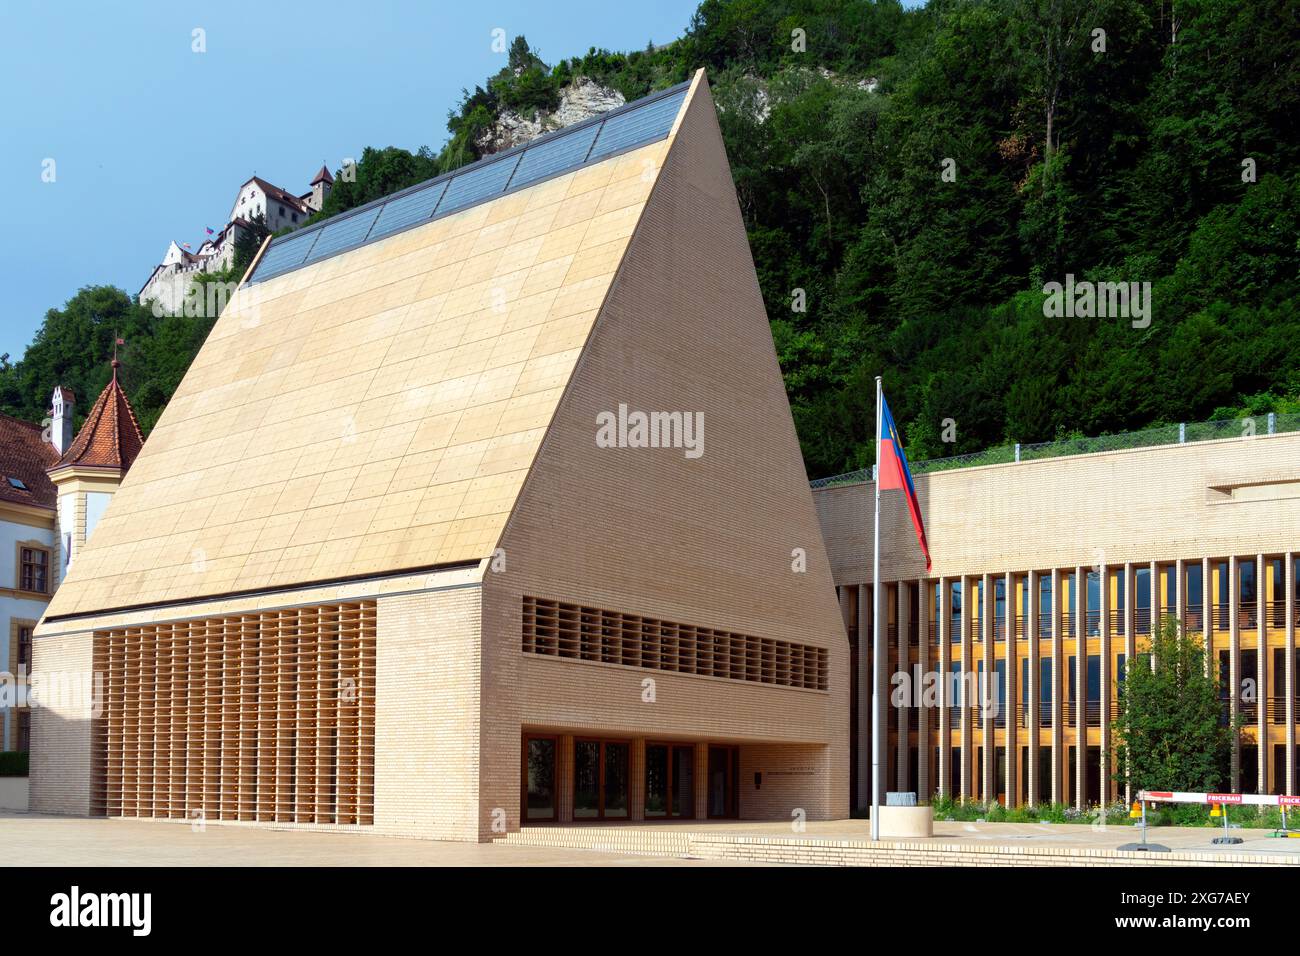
left=1112, top=619, right=1236, bottom=794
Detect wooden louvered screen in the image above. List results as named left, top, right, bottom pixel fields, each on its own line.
left=91, top=601, right=376, bottom=824
left=522, top=596, right=829, bottom=691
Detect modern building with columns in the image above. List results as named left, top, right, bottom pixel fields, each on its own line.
left=814, top=429, right=1300, bottom=811
left=29, top=72, right=849, bottom=840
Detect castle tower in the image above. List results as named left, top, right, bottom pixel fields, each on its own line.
left=46, top=360, right=144, bottom=585
left=308, top=164, right=334, bottom=212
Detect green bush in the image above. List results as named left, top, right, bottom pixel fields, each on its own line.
left=0, top=751, right=29, bottom=776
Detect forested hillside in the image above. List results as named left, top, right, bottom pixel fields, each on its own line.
left=3, top=0, right=1297, bottom=476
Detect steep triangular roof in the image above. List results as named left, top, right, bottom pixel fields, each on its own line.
left=49, top=363, right=145, bottom=474
left=310, top=164, right=334, bottom=186
left=42, top=78, right=697, bottom=619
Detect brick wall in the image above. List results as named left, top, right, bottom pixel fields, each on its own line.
left=29, top=630, right=94, bottom=815
left=374, top=584, right=484, bottom=840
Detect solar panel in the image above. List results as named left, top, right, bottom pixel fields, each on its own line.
left=437, top=154, right=520, bottom=217
left=368, top=180, right=448, bottom=240
left=251, top=228, right=320, bottom=280
left=509, top=123, right=600, bottom=190
left=248, top=81, right=690, bottom=284
left=302, top=207, right=381, bottom=264
left=586, top=88, right=686, bottom=162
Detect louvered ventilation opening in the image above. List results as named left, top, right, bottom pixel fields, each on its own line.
left=522, top=596, right=829, bottom=691
left=91, top=601, right=376, bottom=824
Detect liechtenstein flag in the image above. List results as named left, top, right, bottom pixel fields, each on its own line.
left=878, top=393, right=932, bottom=571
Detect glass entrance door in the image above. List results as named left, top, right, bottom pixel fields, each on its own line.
left=707, top=745, right=738, bottom=818
left=574, top=738, right=630, bottom=820
left=645, top=743, right=696, bottom=818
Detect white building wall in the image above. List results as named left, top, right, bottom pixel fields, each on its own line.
left=84, top=492, right=111, bottom=544
left=1, top=516, right=53, bottom=751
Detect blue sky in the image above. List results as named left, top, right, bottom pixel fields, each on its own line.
left=0, top=0, right=701, bottom=361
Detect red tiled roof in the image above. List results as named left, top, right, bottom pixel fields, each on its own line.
left=310, top=164, right=333, bottom=186
left=249, top=176, right=310, bottom=215
left=50, top=364, right=145, bottom=473
left=0, top=412, right=57, bottom=510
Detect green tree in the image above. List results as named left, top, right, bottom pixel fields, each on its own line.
left=1112, top=618, right=1235, bottom=794
left=231, top=213, right=271, bottom=278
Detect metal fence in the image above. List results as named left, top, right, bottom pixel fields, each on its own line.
left=809, top=412, right=1300, bottom=490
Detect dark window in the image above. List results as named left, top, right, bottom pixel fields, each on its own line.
left=1240, top=559, right=1256, bottom=605
left=523, top=735, right=556, bottom=821
left=18, top=711, right=30, bottom=751
left=7, top=476, right=26, bottom=490
left=17, top=626, right=32, bottom=667
left=1186, top=562, right=1203, bottom=607
left=1038, top=746, right=1052, bottom=803
left=20, top=547, right=48, bottom=593
left=707, top=745, right=738, bottom=818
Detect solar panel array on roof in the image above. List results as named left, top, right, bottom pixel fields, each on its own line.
left=249, top=227, right=319, bottom=282
left=437, top=153, right=521, bottom=217
left=368, top=180, right=448, bottom=241
left=302, top=206, right=381, bottom=264
left=246, top=81, right=690, bottom=285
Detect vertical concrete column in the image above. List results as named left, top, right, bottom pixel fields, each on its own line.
left=977, top=572, right=987, bottom=806
left=917, top=576, right=930, bottom=802
left=1149, top=560, right=1159, bottom=665
left=1004, top=570, right=1016, bottom=806
left=694, top=742, right=708, bottom=821
left=856, top=584, right=871, bottom=810
left=897, top=582, right=909, bottom=792
left=1027, top=570, right=1039, bottom=806
left=1074, top=565, right=1086, bottom=808
left=1203, top=557, right=1213, bottom=679
left=1175, top=559, right=1184, bottom=630
left=1123, top=562, right=1135, bottom=804
left=877, top=583, right=890, bottom=807
left=938, top=577, right=950, bottom=799
left=960, top=575, right=972, bottom=802
left=1051, top=568, right=1063, bottom=804
left=1099, top=562, right=1110, bottom=805
left=1229, top=555, right=1240, bottom=791
left=1286, top=554, right=1295, bottom=796
left=1257, top=553, right=1268, bottom=794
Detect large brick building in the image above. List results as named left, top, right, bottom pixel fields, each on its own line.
left=31, top=72, right=850, bottom=840
left=28, top=70, right=1300, bottom=839
left=814, top=427, right=1300, bottom=811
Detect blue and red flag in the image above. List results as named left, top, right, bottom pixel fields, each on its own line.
left=878, top=393, right=931, bottom=571
left=206, top=226, right=216, bottom=235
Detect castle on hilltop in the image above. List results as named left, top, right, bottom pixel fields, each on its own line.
left=138, top=165, right=334, bottom=314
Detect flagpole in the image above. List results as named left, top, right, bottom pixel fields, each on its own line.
left=871, top=374, right=882, bottom=841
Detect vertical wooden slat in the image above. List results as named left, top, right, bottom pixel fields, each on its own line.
left=151, top=624, right=167, bottom=817
left=317, top=605, right=336, bottom=823
left=124, top=628, right=140, bottom=816
left=297, top=606, right=318, bottom=822
left=257, top=611, right=277, bottom=822
left=169, top=623, right=184, bottom=819
left=359, top=601, right=376, bottom=824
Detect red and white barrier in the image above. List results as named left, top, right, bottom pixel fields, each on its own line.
left=1139, top=790, right=1300, bottom=807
